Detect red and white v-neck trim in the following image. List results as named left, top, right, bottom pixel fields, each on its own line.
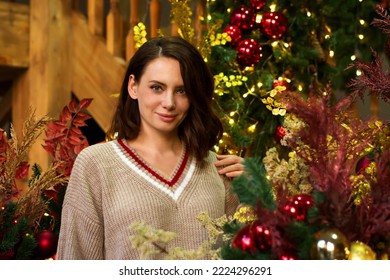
left=111, top=139, right=196, bottom=201
left=117, top=139, right=188, bottom=187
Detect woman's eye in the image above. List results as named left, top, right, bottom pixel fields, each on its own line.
left=151, top=85, right=163, bottom=91
left=177, top=88, right=186, bottom=95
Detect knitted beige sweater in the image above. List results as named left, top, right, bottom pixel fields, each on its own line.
left=56, top=139, right=239, bottom=259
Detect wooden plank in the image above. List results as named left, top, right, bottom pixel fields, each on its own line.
left=71, top=11, right=124, bottom=133
left=106, top=0, right=124, bottom=57
left=126, top=0, right=140, bottom=60
left=0, top=2, right=29, bottom=69
left=88, top=0, right=104, bottom=37
left=12, top=0, right=72, bottom=171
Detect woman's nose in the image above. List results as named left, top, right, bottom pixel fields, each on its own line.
left=162, top=92, right=176, bottom=109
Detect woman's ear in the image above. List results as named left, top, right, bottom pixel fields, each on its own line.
left=128, top=74, right=137, bottom=99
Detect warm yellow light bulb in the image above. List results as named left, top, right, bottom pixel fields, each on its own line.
left=248, top=124, right=257, bottom=133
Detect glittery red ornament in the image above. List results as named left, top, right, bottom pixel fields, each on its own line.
left=35, top=230, right=58, bottom=259
left=235, top=38, right=262, bottom=67
left=223, top=25, right=242, bottom=45
left=250, top=0, right=267, bottom=11
left=284, top=194, right=314, bottom=221
left=260, top=11, right=288, bottom=39
left=230, top=5, right=255, bottom=31
left=274, top=126, right=286, bottom=143
left=250, top=220, right=272, bottom=251
left=232, top=225, right=256, bottom=252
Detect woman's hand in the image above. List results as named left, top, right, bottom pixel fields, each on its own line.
left=215, top=154, right=245, bottom=178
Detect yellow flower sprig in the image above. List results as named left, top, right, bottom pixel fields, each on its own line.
left=209, top=32, right=231, bottom=46
left=214, top=72, right=248, bottom=96
left=261, top=86, right=287, bottom=116
left=233, top=206, right=257, bottom=224
left=133, top=22, right=147, bottom=49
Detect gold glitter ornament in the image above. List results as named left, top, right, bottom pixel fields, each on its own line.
left=311, top=229, right=349, bottom=260
left=348, top=241, right=376, bottom=260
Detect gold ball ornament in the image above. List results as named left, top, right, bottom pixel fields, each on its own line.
left=348, top=241, right=376, bottom=260
left=311, top=229, right=349, bottom=260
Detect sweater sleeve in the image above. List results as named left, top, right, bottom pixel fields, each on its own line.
left=221, top=175, right=240, bottom=217
left=56, top=147, right=105, bottom=260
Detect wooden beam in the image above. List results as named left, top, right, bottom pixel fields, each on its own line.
left=71, top=11, right=124, bottom=133
left=0, top=2, right=29, bottom=69
left=12, top=0, right=73, bottom=171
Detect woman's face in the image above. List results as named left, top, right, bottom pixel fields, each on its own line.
left=128, top=57, right=190, bottom=137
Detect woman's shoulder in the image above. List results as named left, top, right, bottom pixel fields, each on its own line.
left=76, top=140, right=117, bottom=161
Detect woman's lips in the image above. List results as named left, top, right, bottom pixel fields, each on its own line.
left=157, top=113, right=177, bottom=122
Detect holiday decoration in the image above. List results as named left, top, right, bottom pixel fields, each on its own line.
left=223, top=25, right=242, bottom=45
left=283, top=194, right=314, bottom=221
left=250, top=220, right=272, bottom=251
left=272, top=79, right=289, bottom=91
left=230, top=5, right=255, bottom=31
left=355, top=155, right=373, bottom=174
left=260, top=11, right=288, bottom=39
left=250, top=0, right=267, bottom=11
left=235, top=38, right=262, bottom=67
left=232, top=225, right=256, bottom=252
left=311, top=229, right=350, bottom=260
left=35, top=230, right=58, bottom=259
left=0, top=99, right=92, bottom=259
left=348, top=241, right=376, bottom=260
left=273, top=125, right=286, bottom=143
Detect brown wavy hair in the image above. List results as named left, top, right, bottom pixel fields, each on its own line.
left=109, top=36, right=223, bottom=161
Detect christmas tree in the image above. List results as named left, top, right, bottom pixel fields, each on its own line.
left=218, top=5, right=390, bottom=260
left=197, top=0, right=386, bottom=158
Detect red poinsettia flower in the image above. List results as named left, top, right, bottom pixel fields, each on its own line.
left=15, top=161, right=30, bottom=179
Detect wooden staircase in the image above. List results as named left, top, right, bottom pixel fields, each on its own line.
left=0, top=0, right=206, bottom=169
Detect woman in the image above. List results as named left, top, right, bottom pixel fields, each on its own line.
left=57, top=36, right=244, bottom=259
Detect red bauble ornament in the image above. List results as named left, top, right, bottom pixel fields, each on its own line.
left=236, top=38, right=262, bottom=67
left=250, top=0, right=267, bottom=11
left=232, top=225, right=256, bottom=252
left=35, top=230, right=58, bottom=259
left=279, top=251, right=298, bottom=260
left=272, top=79, right=289, bottom=90
left=274, top=126, right=286, bottom=143
left=260, top=11, right=288, bottom=39
left=355, top=156, right=372, bottom=175
left=223, top=25, right=242, bottom=45
left=230, top=5, right=255, bottom=31
left=284, top=194, right=314, bottom=221
left=250, top=220, right=272, bottom=251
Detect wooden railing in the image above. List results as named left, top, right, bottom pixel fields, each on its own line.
left=76, top=0, right=207, bottom=62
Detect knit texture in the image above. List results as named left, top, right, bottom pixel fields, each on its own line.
left=57, top=140, right=239, bottom=259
